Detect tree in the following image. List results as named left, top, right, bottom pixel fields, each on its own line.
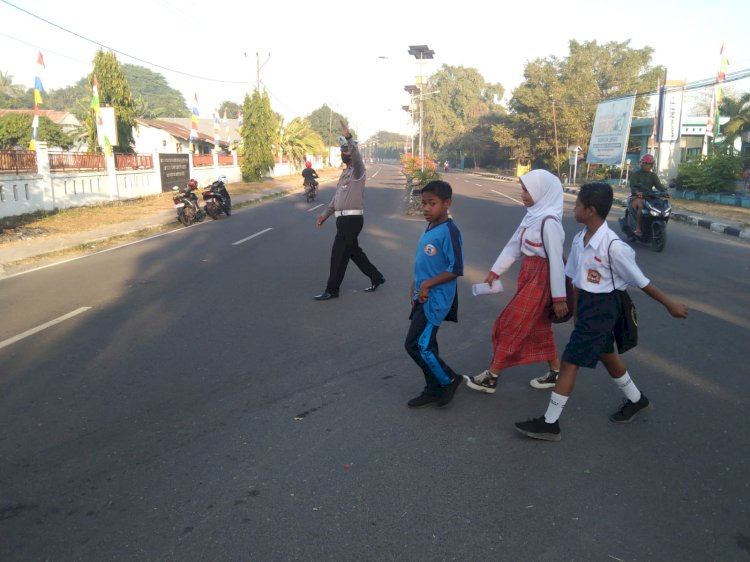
left=217, top=101, right=241, bottom=119
left=240, top=89, right=275, bottom=182
left=421, top=64, right=505, bottom=158
left=503, top=39, right=663, bottom=170
left=306, top=104, right=356, bottom=147
left=0, top=113, right=73, bottom=149
left=721, top=91, right=750, bottom=145
left=122, top=64, right=189, bottom=118
left=273, top=117, right=325, bottom=169
left=86, top=50, right=137, bottom=152
left=0, top=70, right=26, bottom=100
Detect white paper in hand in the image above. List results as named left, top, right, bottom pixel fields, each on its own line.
left=472, top=281, right=503, bottom=296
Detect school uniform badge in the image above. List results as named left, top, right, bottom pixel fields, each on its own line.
left=423, top=244, right=437, bottom=256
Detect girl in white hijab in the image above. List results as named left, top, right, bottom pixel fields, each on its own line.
left=466, top=169, right=568, bottom=394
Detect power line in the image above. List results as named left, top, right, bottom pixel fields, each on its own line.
left=0, top=0, right=248, bottom=85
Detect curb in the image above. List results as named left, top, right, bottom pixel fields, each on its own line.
left=561, top=186, right=750, bottom=240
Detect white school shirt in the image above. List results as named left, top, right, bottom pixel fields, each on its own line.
left=565, top=223, right=649, bottom=293
left=490, top=218, right=566, bottom=300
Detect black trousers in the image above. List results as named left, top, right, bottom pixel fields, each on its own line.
left=326, top=215, right=382, bottom=294
left=404, top=302, right=458, bottom=395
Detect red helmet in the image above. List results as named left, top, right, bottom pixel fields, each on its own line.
left=640, top=154, right=655, bottom=165
left=187, top=179, right=198, bottom=189
left=305, top=161, right=312, bottom=168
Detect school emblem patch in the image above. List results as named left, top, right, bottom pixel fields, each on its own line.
left=423, top=244, right=437, bottom=256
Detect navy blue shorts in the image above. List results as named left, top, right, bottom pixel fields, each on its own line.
left=561, top=290, right=618, bottom=368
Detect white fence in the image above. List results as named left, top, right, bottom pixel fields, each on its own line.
left=0, top=143, right=318, bottom=219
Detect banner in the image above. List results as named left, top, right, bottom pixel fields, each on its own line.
left=97, top=106, right=118, bottom=149
left=586, top=96, right=636, bottom=165
left=659, top=80, right=685, bottom=142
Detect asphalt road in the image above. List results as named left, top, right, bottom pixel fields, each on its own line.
left=1, top=165, right=749, bottom=561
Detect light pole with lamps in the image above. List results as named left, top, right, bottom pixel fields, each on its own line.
left=403, top=84, right=419, bottom=159
left=408, top=45, right=434, bottom=173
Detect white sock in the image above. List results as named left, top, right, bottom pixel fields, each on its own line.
left=544, top=392, right=568, bottom=423
left=613, top=371, right=642, bottom=403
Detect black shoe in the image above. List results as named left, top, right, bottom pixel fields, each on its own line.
left=610, top=394, right=652, bottom=423
left=437, top=375, right=463, bottom=407
left=407, top=392, right=441, bottom=408
left=364, top=277, right=386, bottom=292
left=514, top=416, right=561, bottom=442
left=314, top=291, right=338, bottom=301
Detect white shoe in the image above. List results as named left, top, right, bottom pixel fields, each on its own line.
left=529, top=370, right=559, bottom=389
left=466, top=369, right=498, bottom=394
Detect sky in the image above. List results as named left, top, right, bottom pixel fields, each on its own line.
left=1, top=0, right=749, bottom=141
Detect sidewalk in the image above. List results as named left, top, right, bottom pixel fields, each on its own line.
left=493, top=172, right=750, bottom=240
left=0, top=181, right=304, bottom=277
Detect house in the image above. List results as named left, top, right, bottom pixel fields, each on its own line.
left=133, top=118, right=242, bottom=155
left=0, top=109, right=82, bottom=134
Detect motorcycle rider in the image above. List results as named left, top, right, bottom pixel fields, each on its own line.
left=629, top=154, right=666, bottom=236
left=302, top=161, right=319, bottom=195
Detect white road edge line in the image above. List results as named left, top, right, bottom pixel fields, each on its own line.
left=232, top=228, right=273, bottom=246
left=0, top=306, right=92, bottom=351
left=307, top=203, right=324, bottom=212
left=490, top=189, right=523, bottom=205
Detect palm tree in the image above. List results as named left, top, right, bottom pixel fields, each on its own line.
left=0, top=70, right=25, bottom=98
left=274, top=117, right=325, bottom=169
left=721, top=92, right=750, bottom=144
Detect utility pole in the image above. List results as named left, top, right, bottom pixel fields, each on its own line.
left=551, top=97, right=561, bottom=178
left=256, top=52, right=270, bottom=91
left=408, top=45, right=435, bottom=173
left=328, top=105, right=333, bottom=166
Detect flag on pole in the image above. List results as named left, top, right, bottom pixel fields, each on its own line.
left=213, top=112, right=220, bottom=148
left=190, top=93, right=199, bottom=151
left=90, top=77, right=103, bottom=125
left=704, top=44, right=728, bottom=153
left=30, top=51, right=45, bottom=150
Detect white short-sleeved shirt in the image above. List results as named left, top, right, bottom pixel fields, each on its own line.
left=565, top=223, right=649, bottom=293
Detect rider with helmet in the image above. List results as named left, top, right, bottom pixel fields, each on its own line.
left=302, top=161, right=319, bottom=196
left=629, top=154, right=666, bottom=236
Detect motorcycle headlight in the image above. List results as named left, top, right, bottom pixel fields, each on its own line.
left=650, top=209, right=661, bottom=217
left=664, top=209, right=671, bottom=216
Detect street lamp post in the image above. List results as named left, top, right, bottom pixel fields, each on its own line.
left=408, top=45, right=434, bottom=173
left=404, top=85, right=419, bottom=159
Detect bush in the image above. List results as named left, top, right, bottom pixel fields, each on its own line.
left=676, top=153, right=743, bottom=193
left=401, top=152, right=441, bottom=189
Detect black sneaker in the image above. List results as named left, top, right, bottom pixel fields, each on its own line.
left=514, top=416, right=561, bottom=442
left=610, top=394, right=652, bottom=423
left=529, top=370, right=559, bottom=389
left=437, top=375, right=463, bottom=407
left=407, top=392, right=441, bottom=408
left=465, top=369, right=498, bottom=394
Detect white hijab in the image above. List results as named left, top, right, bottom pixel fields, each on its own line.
left=518, top=169, right=563, bottom=228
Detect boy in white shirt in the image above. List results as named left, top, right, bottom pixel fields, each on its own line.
left=515, top=182, right=689, bottom=442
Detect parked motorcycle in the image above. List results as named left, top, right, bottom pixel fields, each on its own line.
left=619, top=190, right=672, bottom=252
left=172, top=185, right=206, bottom=227
left=202, top=180, right=232, bottom=219
left=303, top=179, right=318, bottom=203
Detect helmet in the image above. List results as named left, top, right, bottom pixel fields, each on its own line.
left=640, top=154, right=655, bottom=165
left=218, top=174, right=227, bottom=183
left=305, top=161, right=312, bottom=168
left=187, top=179, right=198, bottom=189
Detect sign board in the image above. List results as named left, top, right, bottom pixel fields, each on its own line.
left=97, top=106, right=118, bottom=147
left=659, top=80, right=685, bottom=142
left=159, top=153, right=190, bottom=193
left=586, top=96, right=636, bottom=165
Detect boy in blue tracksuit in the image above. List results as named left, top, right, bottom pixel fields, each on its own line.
left=404, top=180, right=464, bottom=408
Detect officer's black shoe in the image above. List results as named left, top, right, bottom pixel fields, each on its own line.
left=314, top=291, right=338, bottom=301
left=364, top=278, right=386, bottom=292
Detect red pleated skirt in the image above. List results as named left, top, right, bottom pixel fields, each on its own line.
left=490, top=256, right=557, bottom=371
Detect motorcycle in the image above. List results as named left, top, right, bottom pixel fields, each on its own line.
left=172, top=186, right=206, bottom=227
left=303, top=178, right=318, bottom=203
left=202, top=181, right=232, bottom=220
left=618, top=190, right=672, bottom=252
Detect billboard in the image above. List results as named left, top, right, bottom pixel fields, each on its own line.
left=586, top=96, right=636, bottom=165
left=659, top=80, right=686, bottom=142
left=97, top=106, right=118, bottom=148
left=159, top=154, right=190, bottom=193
